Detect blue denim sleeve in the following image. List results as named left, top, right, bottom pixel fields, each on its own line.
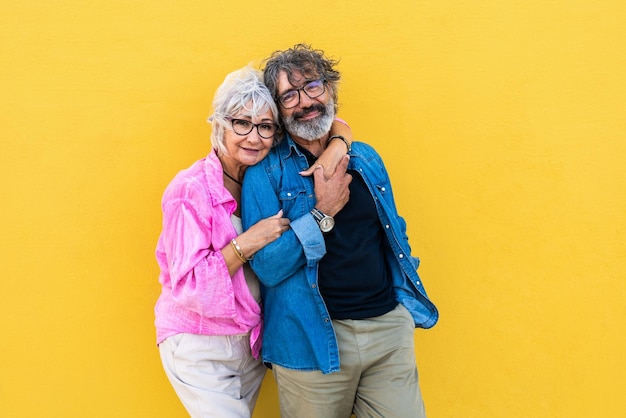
left=241, top=160, right=326, bottom=287
left=290, top=214, right=326, bottom=263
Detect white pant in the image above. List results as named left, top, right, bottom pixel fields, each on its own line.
left=159, top=333, right=266, bottom=418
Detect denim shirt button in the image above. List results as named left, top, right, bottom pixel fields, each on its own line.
left=287, top=192, right=292, bottom=197
left=398, top=253, right=404, bottom=258
left=385, top=224, right=390, bottom=229
left=416, top=281, right=421, bottom=286
left=324, top=318, right=330, bottom=323
left=381, top=187, right=386, bottom=192
left=311, top=284, right=317, bottom=288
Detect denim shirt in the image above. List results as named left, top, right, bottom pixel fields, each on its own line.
left=241, top=136, right=439, bottom=374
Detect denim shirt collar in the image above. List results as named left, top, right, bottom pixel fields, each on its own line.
left=276, top=133, right=306, bottom=163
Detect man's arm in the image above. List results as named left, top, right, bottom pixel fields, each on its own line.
left=241, top=162, right=318, bottom=287
left=242, top=155, right=351, bottom=287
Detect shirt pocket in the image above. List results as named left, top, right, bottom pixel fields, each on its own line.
left=279, top=187, right=308, bottom=218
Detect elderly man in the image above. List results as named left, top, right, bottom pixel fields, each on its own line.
left=242, top=44, right=438, bottom=418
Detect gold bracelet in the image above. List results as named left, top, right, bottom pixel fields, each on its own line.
left=327, top=134, right=351, bottom=153
left=230, top=239, right=248, bottom=263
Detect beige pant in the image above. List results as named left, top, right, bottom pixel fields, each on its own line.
left=272, top=304, right=426, bottom=418
left=159, top=333, right=266, bottom=418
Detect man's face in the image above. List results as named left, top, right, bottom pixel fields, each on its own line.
left=276, top=70, right=335, bottom=141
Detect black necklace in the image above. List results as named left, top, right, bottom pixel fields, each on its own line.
left=223, top=170, right=242, bottom=186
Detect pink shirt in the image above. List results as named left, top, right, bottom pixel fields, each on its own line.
left=154, top=150, right=262, bottom=358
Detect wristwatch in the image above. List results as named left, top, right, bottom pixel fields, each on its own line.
left=310, top=207, right=335, bottom=233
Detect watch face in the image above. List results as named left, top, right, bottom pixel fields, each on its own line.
left=319, top=217, right=335, bottom=232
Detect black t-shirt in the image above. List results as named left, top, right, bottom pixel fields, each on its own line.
left=299, top=146, right=397, bottom=319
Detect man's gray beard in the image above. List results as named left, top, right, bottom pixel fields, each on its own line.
left=283, top=100, right=335, bottom=141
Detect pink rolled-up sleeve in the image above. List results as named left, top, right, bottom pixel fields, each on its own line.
left=158, top=196, right=236, bottom=319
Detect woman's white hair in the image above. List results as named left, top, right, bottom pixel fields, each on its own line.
left=208, top=65, right=281, bottom=155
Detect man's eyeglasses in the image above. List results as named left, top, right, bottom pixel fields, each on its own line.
left=278, top=79, right=326, bottom=109
left=227, top=118, right=278, bottom=139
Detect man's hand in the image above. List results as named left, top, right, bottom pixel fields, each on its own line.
left=312, top=154, right=352, bottom=216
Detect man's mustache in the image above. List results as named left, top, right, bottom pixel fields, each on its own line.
left=293, top=104, right=326, bottom=120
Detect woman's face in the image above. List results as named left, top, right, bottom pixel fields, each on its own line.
left=222, top=108, right=276, bottom=167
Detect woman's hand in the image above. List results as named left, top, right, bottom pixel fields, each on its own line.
left=300, top=119, right=352, bottom=179
left=222, top=210, right=290, bottom=275
left=237, top=210, right=290, bottom=259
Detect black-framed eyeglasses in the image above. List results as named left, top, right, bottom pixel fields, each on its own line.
left=278, top=79, right=326, bottom=109
left=227, top=118, right=278, bottom=139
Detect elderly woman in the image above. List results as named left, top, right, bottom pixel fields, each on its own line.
left=154, top=66, right=351, bottom=418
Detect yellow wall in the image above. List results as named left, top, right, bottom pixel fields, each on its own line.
left=2, top=1, right=625, bottom=417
